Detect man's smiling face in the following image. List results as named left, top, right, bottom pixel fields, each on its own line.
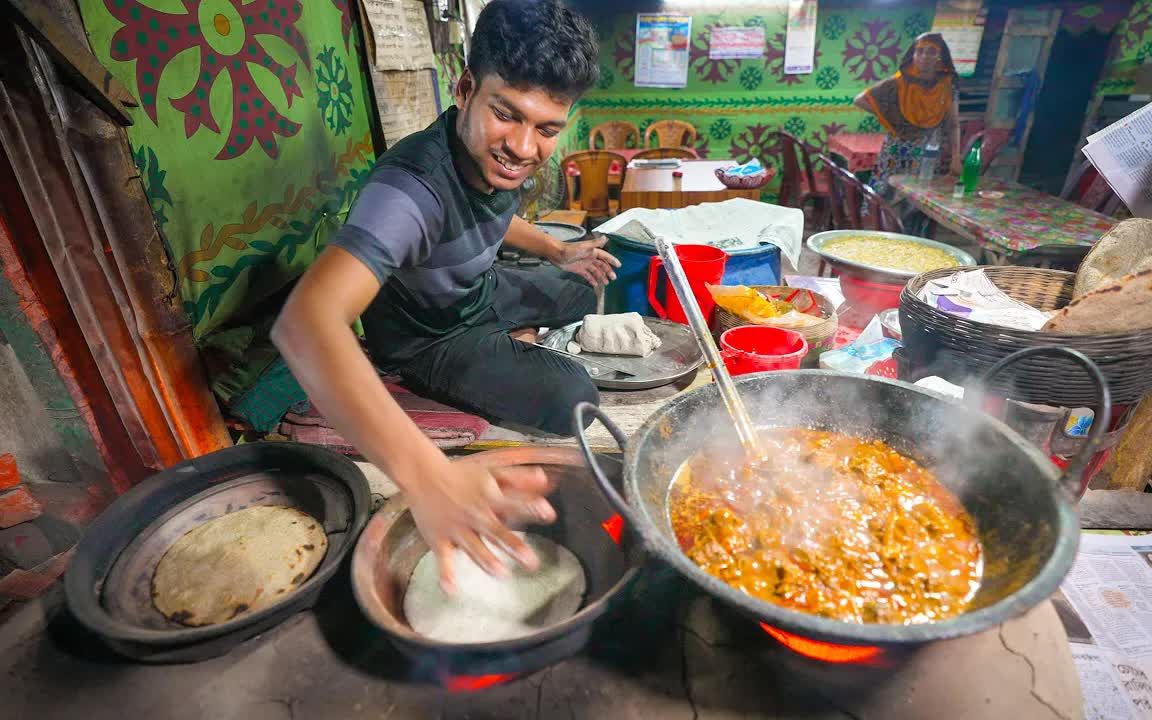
left=454, top=69, right=571, bottom=192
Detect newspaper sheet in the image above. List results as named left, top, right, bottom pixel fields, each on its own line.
left=1060, top=533, right=1152, bottom=718
left=1081, top=102, right=1152, bottom=219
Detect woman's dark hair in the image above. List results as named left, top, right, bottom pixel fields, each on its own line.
left=467, top=0, right=600, bottom=102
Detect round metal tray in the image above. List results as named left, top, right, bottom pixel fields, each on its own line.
left=539, top=317, right=702, bottom=390
left=534, top=221, right=587, bottom=243
left=806, top=229, right=976, bottom=282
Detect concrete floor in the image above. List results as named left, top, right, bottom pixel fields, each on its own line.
left=0, top=562, right=1081, bottom=720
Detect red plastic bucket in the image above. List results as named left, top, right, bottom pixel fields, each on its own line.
left=719, top=326, right=809, bottom=375
left=647, top=244, right=728, bottom=325
left=839, top=274, right=904, bottom=314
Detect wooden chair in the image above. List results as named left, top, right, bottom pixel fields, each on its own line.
left=773, top=132, right=832, bottom=231
left=958, top=129, right=1011, bottom=175
left=589, top=121, right=640, bottom=150
left=825, top=159, right=867, bottom=231
left=1060, top=159, right=1125, bottom=216
left=631, top=147, right=696, bottom=161
left=862, top=184, right=906, bottom=233
left=561, top=150, right=626, bottom=220
left=644, top=120, right=697, bottom=149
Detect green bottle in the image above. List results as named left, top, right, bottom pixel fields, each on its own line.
left=962, top=138, right=982, bottom=195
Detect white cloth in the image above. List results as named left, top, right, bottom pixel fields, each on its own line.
left=575, top=313, right=661, bottom=357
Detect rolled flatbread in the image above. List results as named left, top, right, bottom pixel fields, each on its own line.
left=1074, top=219, right=1152, bottom=298
left=152, top=506, right=327, bottom=627
left=403, top=533, right=586, bottom=643
left=1042, top=268, right=1152, bottom=335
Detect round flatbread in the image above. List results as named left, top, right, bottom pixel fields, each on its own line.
left=1043, top=268, right=1152, bottom=335
left=1074, top=219, right=1152, bottom=298
left=404, top=533, right=586, bottom=643
left=152, top=506, right=327, bottom=627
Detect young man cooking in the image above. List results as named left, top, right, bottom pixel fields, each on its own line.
left=272, top=0, right=614, bottom=592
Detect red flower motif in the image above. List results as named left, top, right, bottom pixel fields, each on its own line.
left=812, top=122, right=848, bottom=150
left=613, top=27, right=636, bottom=81
left=764, top=31, right=821, bottom=85
left=108, top=0, right=309, bottom=160
left=842, top=20, right=901, bottom=83
left=729, top=124, right=781, bottom=165
left=330, top=0, right=355, bottom=50
left=690, top=23, right=738, bottom=85
left=694, top=135, right=711, bottom=159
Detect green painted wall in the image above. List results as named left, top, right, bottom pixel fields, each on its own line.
left=1098, top=0, right=1152, bottom=94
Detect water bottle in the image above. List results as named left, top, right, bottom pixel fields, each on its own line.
left=962, top=138, right=983, bottom=195
left=919, top=129, right=940, bottom=182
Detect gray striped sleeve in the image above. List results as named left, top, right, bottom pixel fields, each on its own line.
left=331, top=167, right=444, bottom=284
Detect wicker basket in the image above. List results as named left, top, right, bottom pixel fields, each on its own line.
left=900, top=266, right=1152, bottom=407
left=713, top=286, right=839, bottom=359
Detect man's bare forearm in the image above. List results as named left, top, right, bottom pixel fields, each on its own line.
left=502, top=215, right=562, bottom=260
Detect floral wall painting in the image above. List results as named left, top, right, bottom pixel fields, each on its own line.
left=79, top=0, right=376, bottom=337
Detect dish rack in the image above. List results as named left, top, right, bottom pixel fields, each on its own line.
left=899, top=266, right=1152, bottom=408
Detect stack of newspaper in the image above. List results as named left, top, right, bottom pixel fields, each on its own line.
left=1081, top=102, right=1152, bottom=218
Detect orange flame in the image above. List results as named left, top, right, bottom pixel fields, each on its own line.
left=444, top=673, right=519, bottom=692
left=759, top=624, right=883, bottom=664
left=601, top=513, right=624, bottom=545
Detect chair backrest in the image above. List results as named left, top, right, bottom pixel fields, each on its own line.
left=772, top=131, right=822, bottom=208
left=589, top=121, right=640, bottom=150
left=1011, top=244, right=1093, bottom=272
left=644, top=120, right=697, bottom=148
left=1061, top=159, right=1125, bottom=216
left=824, top=157, right=867, bottom=230
left=631, top=147, right=696, bottom=161
left=861, top=184, right=906, bottom=233
left=960, top=129, right=1011, bottom=174
left=561, top=150, right=626, bottom=216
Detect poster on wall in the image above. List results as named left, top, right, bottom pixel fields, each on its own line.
left=709, top=26, right=765, bottom=60
left=931, top=0, right=986, bottom=77
left=634, top=13, right=692, bottom=88
left=784, top=0, right=819, bottom=75
left=364, top=0, right=437, bottom=71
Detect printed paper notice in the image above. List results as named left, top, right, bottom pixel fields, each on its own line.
left=709, top=26, right=765, bottom=60
left=784, top=0, right=818, bottom=75
left=931, top=0, right=985, bottom=77
left=1082, top=101, right=1152, bottom=218
left=634, top=14, right=692, bottom=88
left=363, top=0, right=436, bottom=71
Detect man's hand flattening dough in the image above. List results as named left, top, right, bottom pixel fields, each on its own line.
left=550, top=233, right=621, bottom=288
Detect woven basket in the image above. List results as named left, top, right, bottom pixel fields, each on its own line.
left=900, top=266, right=1152, bottom=406
left=713, top=286, right=839, bottom=359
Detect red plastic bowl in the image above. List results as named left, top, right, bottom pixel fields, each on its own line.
left=839, top=274, right=905, bottom=314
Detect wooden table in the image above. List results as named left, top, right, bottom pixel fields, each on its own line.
left=887, top=175, right=1115, bottom=261
left=619, top=160, right=769, bottom=211
left=828, top=133, right=885, bottom=173
left=537, top=209, right=588, bottom=227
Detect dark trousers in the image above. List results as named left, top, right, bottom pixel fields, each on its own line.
left=396, top=266, right=598, bottom=436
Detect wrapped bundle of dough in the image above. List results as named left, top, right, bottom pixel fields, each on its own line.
left=572, top=313, right=662, bottom=357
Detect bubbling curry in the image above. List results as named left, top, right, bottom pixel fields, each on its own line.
left=669, top=429, right=983, bottom=625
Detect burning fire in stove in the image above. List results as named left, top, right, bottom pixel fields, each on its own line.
left=758, top=623, right=883, bottom=665
left=442, top=672, right=520, bottom=693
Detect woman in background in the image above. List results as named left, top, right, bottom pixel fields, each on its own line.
left=855, top=32, right=962, bottom=197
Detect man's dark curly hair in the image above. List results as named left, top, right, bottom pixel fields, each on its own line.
left=467, top=0, right=599, bottom=102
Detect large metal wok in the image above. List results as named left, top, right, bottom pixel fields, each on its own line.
left=575, top=347, right=1108, bottom=648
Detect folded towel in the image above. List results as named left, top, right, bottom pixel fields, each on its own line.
left=574, top=313, right=661, bottom=357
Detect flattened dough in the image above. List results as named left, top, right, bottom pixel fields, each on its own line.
left=152, top=506, right=328, bottom=627
left=404, top=533, right=586, bottom=643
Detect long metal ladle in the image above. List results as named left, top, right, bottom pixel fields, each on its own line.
left=653, top=236, right=766, bottom=460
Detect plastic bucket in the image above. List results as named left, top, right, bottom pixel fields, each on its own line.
left=647, top=244, right=727, bottom=324
left=603, top=234, right=782, bottom=317
left=840, top=274, right=904, bottom=314
left=719, top=326, right=808, bottom=375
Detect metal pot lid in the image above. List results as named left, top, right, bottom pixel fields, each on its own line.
left=534, top=222, right=587, bottom=242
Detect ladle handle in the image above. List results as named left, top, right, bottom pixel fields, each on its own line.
left=973, top=345, right=1111, bottom=499
left=573, top=402, right=639, bottom=523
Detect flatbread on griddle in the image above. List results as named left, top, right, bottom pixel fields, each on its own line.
left=1042, top=268, right=1152, bottom=335
left=152, top=505, right=327, bottom=627
left=403, top=533, right=586, bottom=643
